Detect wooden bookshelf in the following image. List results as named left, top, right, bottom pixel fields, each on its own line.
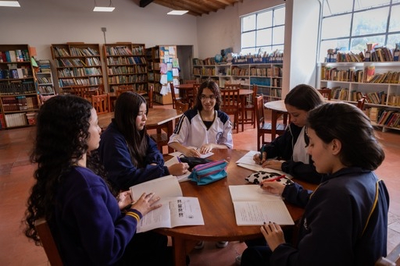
left=36, top=60, right=55, bottom=96
left=103, top=42, right=147, bottom=93
left=50, top=42, right=103, bottom=94
left=0, top=44, right=39, bottom=129
left=319, top=61, right=400, bottom=132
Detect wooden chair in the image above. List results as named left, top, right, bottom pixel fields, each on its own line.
left=34, top=218, right=63, bottom=266
left=115, top=85, right=135, bottom=98
left=224, top=83, right=242, bottom=90
left=70, top=85, right=100, bottom=100
left=318, top=88, right=332, bottom=100
left=146, top=85, right=154, bottom=108
left=188, top=83, right=201, bottom=108
left=220, top=88, right=240, bottom=134
left=256, top=96, right=287, bottom=150
left=91, top=93, right=111, bottom=115
left=170, top=83, right=182, bottom=109
left=357, top=96, right=367, bottom=110
left=241, top=84, right=258, bottom=128
left=150, top=100, right=189, bottom=153
left=184, top=79, right=197, bottom=84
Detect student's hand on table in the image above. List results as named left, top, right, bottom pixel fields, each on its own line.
left=261, top=159, right=282, bottom=170
left=260, top=180, right=285, bottom=196
left=253, top=152, right=267, bottom=165
left=131, top=192, right=162, bottom=216
left=117, top=191, right=133, bottom=210
left=168, top=162, right=190, bottom=176
left=183, top=147, right=201, bottom=157
left=199, top=144, right=213, bottom=154
left=261, top=222, right=285, bottom=251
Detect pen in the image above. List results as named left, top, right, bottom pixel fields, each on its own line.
left=177, top=156, right=182, bottom=163
left=259, top=146, right=265, bottom=164
left=260, top=175, right=286, bottom=186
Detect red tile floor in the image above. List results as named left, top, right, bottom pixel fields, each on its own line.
left=1, top=105, right=399, bottom=266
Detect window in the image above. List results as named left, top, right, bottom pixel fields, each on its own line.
left=240, top=5, right=285, bottom=56
left=319, top=0, right=400, bottom=62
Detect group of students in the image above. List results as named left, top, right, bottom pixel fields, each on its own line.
left=23, top=80, right=389, bottom=266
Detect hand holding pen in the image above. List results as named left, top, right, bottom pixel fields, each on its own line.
left=253, top=146, right=267, bottom=165
left=259, top=176, right=286, bottom=196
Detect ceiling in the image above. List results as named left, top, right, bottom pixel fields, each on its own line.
left=139, top=0, right=243, bottom=16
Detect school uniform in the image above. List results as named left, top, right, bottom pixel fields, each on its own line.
left=168, top=109, right=233, bottom=149
left=98, top=121, right=169, bottom=191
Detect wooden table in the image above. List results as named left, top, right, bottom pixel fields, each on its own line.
left=159, top=149, right=314, bottom=266
left=98, top=108, right=182, bottom=153
left=264, top=100, right=289, bottom=141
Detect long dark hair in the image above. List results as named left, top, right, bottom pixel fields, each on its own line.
left=284, top=84, right=324, bottom=111
left=194, top=80, right=222, bottom=111
left=307, top=102, right=385, bottom=170
left=24, top=95, right=108, bottom=245
left=113, top=92, right=148, bottom=167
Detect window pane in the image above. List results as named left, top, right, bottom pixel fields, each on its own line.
left=242, top=31, right=256, bottom=48
left=321, top=14, right=351, bottom=39
left=242, top=15, right=256, bottom=31
left=256, top=29, right=271, bottom=46
left=257, top=11, right=272, bottom=29
left=274, top=7, right=285, bottom=25
left=352, top=7, right=389, bottom=36
left=387, top=34, right=400, bottom=49
left=273, top=26, right=285, bottom=44
left=241, top=48, right=257, bottom=55
left=350, top=36, right=385, bottom=53
left=320, top=39, right=349, bottom=62
left=323, top=0, right=353, bottom=16
left=354, top=0, right=391, bottom=11
left=389, top=5, right=400, bottom=32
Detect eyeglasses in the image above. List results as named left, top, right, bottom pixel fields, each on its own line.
left=201, top=94, right=216, bottom=100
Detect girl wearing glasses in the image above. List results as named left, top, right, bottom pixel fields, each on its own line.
left=168, top=80, right=233, bottom=158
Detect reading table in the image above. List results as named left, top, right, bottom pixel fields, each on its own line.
left=159, top=149, right=316, bottom=266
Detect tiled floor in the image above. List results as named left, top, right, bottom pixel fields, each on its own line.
left=1, top=105, right=400, bottom=266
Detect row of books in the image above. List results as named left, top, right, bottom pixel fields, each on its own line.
left=107, top=66, right=147, bottom=75
left=58, top=77, right=103, bottom=87
left=53, top=47, right=100, bottom=57
left=0, top=67, right=31, bottom=79
left=36, top=76, right=52, bottom=83
left=57, top=67, right=102, bottom=78
left=326, top=46, right=399, bottom=62
left=110, top=83, right=146, bottom=92
left=55, top=58, right=101, bottom=67
left=106, top=56, right=147, bottom=65
left=105, top=46, right=134, bottom=56
left=107, top=75, right=147, bottom=84
left=0, top=49, right=30, bottom=63
left=0, top=81, right=35, bottom=95
left=37, top=60, right=51, bottom=73
left=321, top=66, right=400, bottom=84
left=371, top=108, right=400, bottom=127
left=37, top=85, right=55, bottom=94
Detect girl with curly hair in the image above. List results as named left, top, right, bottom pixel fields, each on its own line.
left=24, top=94, right=172, bottom=265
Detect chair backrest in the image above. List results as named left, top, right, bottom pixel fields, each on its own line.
left=220, top=88, right=240, bottom=114
left=91, top=93, right=111, bottom=115
left=115, top=85, right=135, bottom=98
left=357, top=96, right=366, bottom=110
left=184, top=79, right=197, bottom=84
left=318, top=88, right=332, bottom=100
left=224, top=83, right=242, bottom=90
left=34, top=218, right=63, bottom=266
left=70, top=86, right=99, bottom=100
left=175, top=100, right=189, bottom=114
left=255, top=95, right=265, bottom=128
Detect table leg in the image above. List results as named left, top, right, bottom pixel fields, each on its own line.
left=167, top=121, right=174, bottom=153
left=172, top=237, right=187, bottom=266
left=271, top=110, right=278, bottom=141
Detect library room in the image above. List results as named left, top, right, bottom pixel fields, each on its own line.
left=0, top=0, right=399, bottom=265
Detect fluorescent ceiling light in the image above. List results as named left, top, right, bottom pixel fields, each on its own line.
left=93, top=6, right=115, bottom=12
left=0, top=1, right=20, bottom=7
left=167, top=10, right=188, bottom=15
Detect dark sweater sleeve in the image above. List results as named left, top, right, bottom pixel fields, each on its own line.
left=99, top=127, right=168, bottom=191
left=281, top=160, right=323, bottom=184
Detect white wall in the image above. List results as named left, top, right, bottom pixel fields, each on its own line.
left=0, top=0, right=198, bottom=59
